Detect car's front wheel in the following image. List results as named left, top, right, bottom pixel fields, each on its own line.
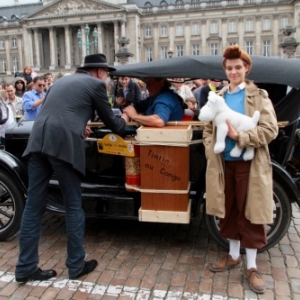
left=0, top=170, right=25, bottom=240
left=204, top=180, right=292, bottom=253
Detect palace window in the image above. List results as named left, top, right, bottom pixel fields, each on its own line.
left=11, top=37, right=17, bottom=48
left=160, top=25, right=167, bottom=37
left=146, top=47, right=152, bottom=61
left=176, top=45, right=184, bottom=56
left=175, top=0, right=184, bottom=9
left=0, top=58, right=6, bottom=72
left=145, top=26, right=152, bottom=38
left=210, top=43, right=218, bottom=55
left=175, top=24, right=183, bottom=36
left=263, top=18, right=271, bottom=30
left=229, top=41, right=237, bottom=46
left=192, top=23, right=199, bottom=35
left=12, top=57, right=18, bottom=73
left=192, top=44, right=200, bottom=55
left=245, top=19, right=253, bottom=32
left=161, top=46, right=168, bottom=59
left=228, top=21, right=237, bottom=33
left=145, top=2, right=153, bottom=11
left=245, top=41, right=254, bottom=55
left=281, top=17, right=289, bottom=29
left=0, top=39, right=4, bottom=50
left=210, top=21, right=218, bottom=34
left=160, top=0, right=168, bottom=9
left=263, top=40, right=271, bottom=57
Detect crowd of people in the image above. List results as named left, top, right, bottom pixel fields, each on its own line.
left=0, top=47, right=276, bottom=295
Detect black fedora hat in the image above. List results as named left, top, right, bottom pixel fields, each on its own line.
left=78, top=53, right=116, bottom=71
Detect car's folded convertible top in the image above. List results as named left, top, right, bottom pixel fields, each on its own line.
left=111, top=55, right=300, bottom=89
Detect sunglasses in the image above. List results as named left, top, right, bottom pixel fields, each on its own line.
left=38, top=84, right=45, bottom=87
left=16, top=81, right=24, bottom=84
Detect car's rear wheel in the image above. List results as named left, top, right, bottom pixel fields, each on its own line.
left=204, top=180, right=292, bottom=253
left=0, top=170, right=25, bottom=240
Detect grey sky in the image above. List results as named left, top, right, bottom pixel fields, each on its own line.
left=0, top=0, right=40, bottom=7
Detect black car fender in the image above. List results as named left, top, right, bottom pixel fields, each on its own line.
left=0, top=150, right=28, bottom=194
left=272, top=160, right=300, bottom=207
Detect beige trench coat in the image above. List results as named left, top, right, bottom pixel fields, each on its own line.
left=203, top=80, right=279, bottom=224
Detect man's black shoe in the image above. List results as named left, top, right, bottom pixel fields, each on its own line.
left=15, top=268, right=57, bottom=282
left=69, top=260, right=98, bottom=280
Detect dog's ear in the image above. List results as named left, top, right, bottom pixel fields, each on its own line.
left=208, top=91, right=217, bottom=103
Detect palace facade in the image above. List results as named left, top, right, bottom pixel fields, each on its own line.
left=0, top=0, right=299, bottom=75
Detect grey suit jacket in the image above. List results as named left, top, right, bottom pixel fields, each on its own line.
left=23, top=73, right=126, bottom=175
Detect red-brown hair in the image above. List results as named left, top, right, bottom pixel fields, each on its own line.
left=222, top=44, right=252, bottom=74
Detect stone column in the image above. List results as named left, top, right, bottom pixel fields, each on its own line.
left=238, top=16, right=244, bottom=48
left=5, top=37, right=12, bottom=75
left=185, top=21, right=191, bottom=55
left=221, top=18, right=227, bottom=53
left=153, top=22, right=159, bottom=60
left=97, top=22, right=103, bottom=53
left=168, top=22, right=174, bottom=55
left=80, top=25, right=86, bottom=61
left=255, top=16, right=262, bottom=55
left=64, top=25, right=72, bottom=69
left=273, top=14, right=279, bottom=57
left=33, top=28, right=41, bottom=70
left=201, top=19, right=207, bottom=55
left=114, top=21, right=119, bottom=63
left=24, top=28, right=34, bottom=67
left=17, top=35, right=24, bottom=72
left=49, top=27, right=56, bottom=70
left=121, top=16, right=126, bottom=37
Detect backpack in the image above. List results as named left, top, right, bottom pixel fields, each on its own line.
left=0, top=102, right=9, bottom=125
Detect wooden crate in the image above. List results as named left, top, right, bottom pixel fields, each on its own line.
left=139, top=199, right=191, bottom=224
left=140, top=145, right=189, bottom=190
left=141, top=193, right=189, bottom=211
left=136, top=125, right=192, bottom=143
left=140, top=144, right=189, bottom=211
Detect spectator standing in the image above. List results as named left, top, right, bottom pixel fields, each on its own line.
left=106, top=78, right=115, bottom=107
left=4, top=83, right=23, bottom=118
left=198, top=79, right=223, bottom=109
left=204, top=45, right=278, bottom=294
left=13, top=77, right=27, bottom=98
left=15, top=66, right=37, bottom=86
left=15, top=53, right=128, bottom=283
left=115, top=76, right=143, bottom=108
left=43, top=72, right=53, bottom=92
left=171, top=78, right=196, bottom=103
left=22, top=76, right=46, bottom=120
left=194, top=78, right=208, bottom=107
left=0, top=94, right=14, bottom=147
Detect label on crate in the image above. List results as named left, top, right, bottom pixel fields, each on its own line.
left=97, top=134, right=135, bottom=157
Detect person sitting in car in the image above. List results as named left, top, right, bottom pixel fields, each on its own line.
left=122, top=77, right=185, bottom=127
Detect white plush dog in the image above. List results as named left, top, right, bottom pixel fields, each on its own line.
left=199, top=91, right=260, bottom=160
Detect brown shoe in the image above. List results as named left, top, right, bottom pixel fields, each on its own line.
left=209, top=254, right=241, bottom=272
left=245, top=268, right=265, bottom=294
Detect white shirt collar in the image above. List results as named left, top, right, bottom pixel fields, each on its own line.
left=227, top=82, right=245, bottom=94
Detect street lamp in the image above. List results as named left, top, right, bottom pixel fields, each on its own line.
left=168, top=47, right=174, bottom=58
left=77, top=24, right=98, bottom=55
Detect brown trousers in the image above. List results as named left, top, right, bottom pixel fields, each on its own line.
left=219, top=160, right=267, bottom=249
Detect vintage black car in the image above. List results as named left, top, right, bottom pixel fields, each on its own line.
left=0, top=55, right=300, bottom=254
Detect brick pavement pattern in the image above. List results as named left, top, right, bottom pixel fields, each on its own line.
left=0, top=204, right=299, bottom=299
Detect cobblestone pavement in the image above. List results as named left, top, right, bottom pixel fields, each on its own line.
left=0, top=204, right=299, bottom=300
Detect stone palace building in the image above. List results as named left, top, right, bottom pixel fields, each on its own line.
left=0, top=0, right=299, bottom=76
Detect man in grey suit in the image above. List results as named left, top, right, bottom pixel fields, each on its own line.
left=15, top=54, right=129, bottom=282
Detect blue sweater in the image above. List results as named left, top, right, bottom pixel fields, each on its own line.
left=223, top=89, right=246, bottom=161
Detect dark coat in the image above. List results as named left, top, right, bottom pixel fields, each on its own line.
left=115, top=79, right=142, bottom=107
left=23, top=73, right=126, bottom=175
